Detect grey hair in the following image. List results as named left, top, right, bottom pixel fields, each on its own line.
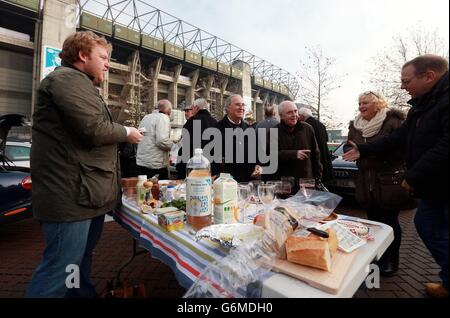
left=224, top=94, right=242, bottom=109
left=157, top=99, right=172, bottom=112
left=193, top=98, right=209, bottom=110
left=298, top=107, right=313, bottom=118
left=278, top=100, right=296, bottom=116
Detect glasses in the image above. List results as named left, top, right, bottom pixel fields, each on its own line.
left=232, top=103, right=246, bottom=107
left=401, top=72, right=426, bottom=85
left=362, top=91, right=380, bottom=99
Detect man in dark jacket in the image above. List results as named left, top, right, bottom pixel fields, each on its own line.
left=274, top=101, right=322, bottom=193
left=176, top=98, right=218, bottom=179
left=215, top=94, right=261, bottom=182
left=344, top=54, right=449, bottom=298
left=27, top=31, right=143, bottom=298
left=298, top=107, right=333, bottom=183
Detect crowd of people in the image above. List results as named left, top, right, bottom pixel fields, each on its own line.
left=26, top=31, right=448, bottom=298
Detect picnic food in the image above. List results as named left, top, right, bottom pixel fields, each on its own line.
left=337, top=220, right=370, bottom=240
left=286, top=228, right=338, bottom=271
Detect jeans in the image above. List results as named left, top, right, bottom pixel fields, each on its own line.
left=26, top=214, right=105, bottom=298
left=414, top=199, right=449, bottom=290
left=366, top=207, right=401, bottom=263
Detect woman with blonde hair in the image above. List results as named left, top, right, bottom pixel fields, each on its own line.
left=345, top=91, right=414, bottom=276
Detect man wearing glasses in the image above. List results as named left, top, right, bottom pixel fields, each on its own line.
left=344, top=54, right=449, bottom=298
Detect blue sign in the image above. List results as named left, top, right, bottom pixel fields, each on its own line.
left=42, top=46, right=61, bottom=79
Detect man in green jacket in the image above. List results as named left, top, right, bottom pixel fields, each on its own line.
left=27, top=31, right=143, bottom=298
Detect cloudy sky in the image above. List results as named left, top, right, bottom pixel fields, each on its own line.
left=143, top=0, right=449, bottom=127
left=87, top=0, right=448, bottom=127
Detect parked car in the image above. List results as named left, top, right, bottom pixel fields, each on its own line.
left=325, top=142, right=358, bottom=197
left=0, top=114, right=32, bottom=224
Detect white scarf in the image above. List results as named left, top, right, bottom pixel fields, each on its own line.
left=353, top=108, right=388, bottom=138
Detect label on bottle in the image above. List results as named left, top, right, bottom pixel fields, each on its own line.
left=186, top=176, right=212, bottom=217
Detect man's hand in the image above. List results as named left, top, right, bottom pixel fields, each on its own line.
left=297, top=150, right=311, bottom=160
left=401, top=180, right=414, bottom=193
left=127, top=127, right=144, bottom=144
left=251, top=165, right=263, bottom=178
left=342, top=141, right=360, bottom=161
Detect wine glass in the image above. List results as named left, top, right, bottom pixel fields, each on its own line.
left=258, top=184, right=275, bottom=208
left=267, top=181, right=282, bottom=199
left=238, top=184, right=251, bottom=223
left=299, top=178, right=316, bottom=198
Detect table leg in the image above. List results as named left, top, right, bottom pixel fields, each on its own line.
left=115, top=238, right=147, bottom=284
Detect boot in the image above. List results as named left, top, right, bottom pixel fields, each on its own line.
left=425, top=283, right=449, bottom=299
left=380, top=254, right=399, bottom=277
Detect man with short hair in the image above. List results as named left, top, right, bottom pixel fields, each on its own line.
left=176, top=98, right=218, bottom=179
left=256, top=105, right=279, bottom=130
left=344, top=54, right=449, bottom=298
left=136, top=99, right=174, bottom=180
left=27, top=31, right=143, bottom=298
left=215, top=94, right=261, bottom=182
left=183, top=104, right=194, bottom=121
left=275, top=101, right=322, bottom=193
left=298, top=107, right=333, bottom=182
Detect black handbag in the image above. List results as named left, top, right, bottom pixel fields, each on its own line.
left=377, top=170, right=417, bottom=210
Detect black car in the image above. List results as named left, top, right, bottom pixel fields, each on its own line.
left=0, top=114, right=32, bottom=224
left=325, top=142, right=358, bottom=197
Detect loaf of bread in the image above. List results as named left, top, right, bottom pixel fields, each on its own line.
left=286, top=228, right=338, bottom=271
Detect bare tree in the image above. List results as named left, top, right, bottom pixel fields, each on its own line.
left=369, top=23, right=449, bottom=109
left=296, top=45, right=346, bottom=127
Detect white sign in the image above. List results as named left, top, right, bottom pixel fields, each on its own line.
left=41, top=46, right=62, bottom=80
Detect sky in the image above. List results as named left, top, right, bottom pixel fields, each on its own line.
left=142, top=0, right=449, bottom=128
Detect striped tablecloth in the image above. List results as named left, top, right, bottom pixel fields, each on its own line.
left=114, top=197, right=249, bottom=296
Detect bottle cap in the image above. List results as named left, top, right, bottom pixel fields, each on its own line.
left=138, top=175, right=147, bottom=181
left=194, top=148, right=203, bottom=155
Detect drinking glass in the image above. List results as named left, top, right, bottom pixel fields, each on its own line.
left=281, top=176, right=295, bottom=189
left=299, top=178, right=316, bottom=197
left=258, top=184, right=275, bottom=207
left=278, top=181, right=292, bottom=199
left=238, top=184, right=251, bottom=223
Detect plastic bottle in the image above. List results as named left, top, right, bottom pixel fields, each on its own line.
left=137, top=175, right=148, bottom=205
left=186, top=148, right=212, bottom=231
left=164, top=185, right=176, bottom=202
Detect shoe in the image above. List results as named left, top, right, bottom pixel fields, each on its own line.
left=380, top=260, right=399, bottom=277
left=425, top=283, right=449, bottom=299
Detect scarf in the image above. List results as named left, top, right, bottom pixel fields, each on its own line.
left=353, top=108, right=387, bottom=138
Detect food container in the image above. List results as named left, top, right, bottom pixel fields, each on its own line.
left=157, top=210, right=186, bottom=232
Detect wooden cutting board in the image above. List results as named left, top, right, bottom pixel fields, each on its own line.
left=271, top=249, right=358, bottom=294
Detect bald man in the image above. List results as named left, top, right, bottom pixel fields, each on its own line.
left=274, top=101, right=322, bottom=193
left=136, top=99, right=174, bottom=180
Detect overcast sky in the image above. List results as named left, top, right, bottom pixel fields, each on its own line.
left=142, top=0, right=449, bottom=127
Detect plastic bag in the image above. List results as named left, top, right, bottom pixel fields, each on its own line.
left=284, top=189, right=342, bottom=221
left=183, top=232, right=279, bottom=298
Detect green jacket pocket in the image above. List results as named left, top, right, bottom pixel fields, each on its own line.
left=78, top=161, right=117, bottom=208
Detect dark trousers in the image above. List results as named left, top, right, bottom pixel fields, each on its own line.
left=366, top=206, right=401, bottom=263
left=414, top=199, right=449, bottom=289
left=138, top=166, right=168, bottom=180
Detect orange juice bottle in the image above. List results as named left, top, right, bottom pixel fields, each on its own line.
left=186, top=149, right=212, bottom=231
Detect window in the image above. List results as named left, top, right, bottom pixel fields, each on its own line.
left=5, top=145, right=30, bottom=161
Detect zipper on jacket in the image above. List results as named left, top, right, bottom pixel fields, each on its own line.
left=364, top=137, right=373, bottom=192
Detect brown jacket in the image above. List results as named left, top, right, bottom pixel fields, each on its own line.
left=346, top=109, right=406, bottom=208
left=31, top=64, right=128, bottom=222
left=275, top=121, right=322, bottom=190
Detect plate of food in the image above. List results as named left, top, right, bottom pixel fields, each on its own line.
left=195, top=223, right=264, bottom=249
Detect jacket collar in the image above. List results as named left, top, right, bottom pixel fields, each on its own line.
left=61, top=60, right=96, bottom=82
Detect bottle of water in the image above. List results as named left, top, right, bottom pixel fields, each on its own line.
left=186, top=148, right=212, bottom=231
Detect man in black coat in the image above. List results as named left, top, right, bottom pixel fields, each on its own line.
left=344, top=54, right=449, bottom=298
left=215, top=94, right=261, bottom=182
left=176, top=98, right=218, bottom=179
left=298, top=107, right=333, bottom=183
